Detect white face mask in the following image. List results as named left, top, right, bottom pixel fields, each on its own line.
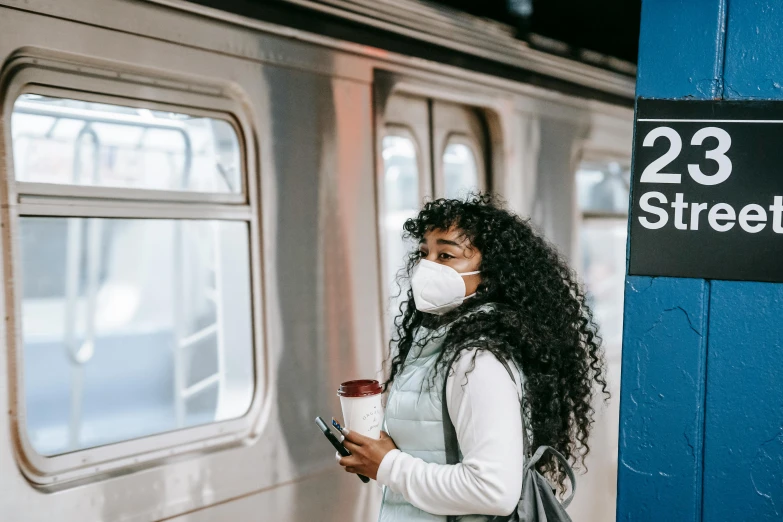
left=410, top=259, right=480, bottom=315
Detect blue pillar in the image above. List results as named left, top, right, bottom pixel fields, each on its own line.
left=617, top=1, right=727, bottom=521
left=703, top=3, right=783, bottom=520
left=619, top=1, right=783, bottom=521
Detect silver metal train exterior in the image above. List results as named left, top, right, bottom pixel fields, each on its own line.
left=0, top=1, right=634, bottom=520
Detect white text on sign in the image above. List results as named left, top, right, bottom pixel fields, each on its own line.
left=636, top=126, right=780, bottom=233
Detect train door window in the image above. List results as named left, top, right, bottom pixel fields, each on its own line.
left=382, top=132, right=421, bottom=300
left=8, top=87, right=257, bottom=468
left=381, top=94, right=432, bottom=309
left=442, top=139, right=481, bottom=199
left=432, top=101, right=487, bottom=198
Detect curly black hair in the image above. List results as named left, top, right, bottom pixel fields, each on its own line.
left=385, top=193, right=608, bottom=492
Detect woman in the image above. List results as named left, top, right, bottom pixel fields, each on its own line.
left=338, top=194, right=608, bottom=521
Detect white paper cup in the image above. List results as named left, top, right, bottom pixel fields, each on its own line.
left=337, top=380, right=384, bottom=439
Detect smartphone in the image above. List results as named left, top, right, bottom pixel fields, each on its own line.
left=315, top=416, right=370, bottom=483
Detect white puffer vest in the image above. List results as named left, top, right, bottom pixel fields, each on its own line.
left=378, top=309, right=502, bottom=522
left=379, top=323, right=448, bottom=522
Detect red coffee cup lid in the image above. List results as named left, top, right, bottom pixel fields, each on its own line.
left=337, top=380, right=383, bottom=397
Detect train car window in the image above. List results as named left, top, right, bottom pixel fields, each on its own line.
left=442, top=139, right=481, bottom=198
left=12, top=95, right=242, bottom=195
left=382, top=133, right=420, bottom=304
left=577, top=161, right=630, bottom=358
left=19, top=218, right=253, bottom=456
left=7, top=85, right=258, bottom=475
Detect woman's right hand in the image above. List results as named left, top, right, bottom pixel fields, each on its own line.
left=334, top=429, right=398, bottom=481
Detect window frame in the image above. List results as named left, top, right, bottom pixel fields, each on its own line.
left=2, top=65, right=266, bottom=486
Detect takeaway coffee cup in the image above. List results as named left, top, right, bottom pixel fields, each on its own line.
left=337, top=380, right=383, bottom=439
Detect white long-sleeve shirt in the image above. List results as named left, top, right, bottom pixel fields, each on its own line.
left=376, top=350, right=525, bottom=517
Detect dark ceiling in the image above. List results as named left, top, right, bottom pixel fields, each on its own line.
left=431, top=0, right=641, bottom=64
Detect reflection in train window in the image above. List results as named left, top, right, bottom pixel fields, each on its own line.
left=443, top=141, right=480, bottom=199
left=577, top=161, right=630, bottom=361
left=19, top=218, right=254, bottom=456
left=382, top=134, right=420, bottom=304
left=11, top=94, right=242, bottom=194
left=577, top=161, right=630, bottom=215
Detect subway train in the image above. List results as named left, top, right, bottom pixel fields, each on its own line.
left=0, top=1, right=634, bottom=520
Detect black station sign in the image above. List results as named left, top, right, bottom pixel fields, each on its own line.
left=630, top=98, right=783, bottom=282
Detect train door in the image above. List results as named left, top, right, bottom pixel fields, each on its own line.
left=379, top=93, right=490, bottom=324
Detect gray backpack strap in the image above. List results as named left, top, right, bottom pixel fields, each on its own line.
left=441, top=352, right=461, bottom=466
left=526, top=446, right=577, bottom=509
left=441, top=354, right=460, bottom=522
